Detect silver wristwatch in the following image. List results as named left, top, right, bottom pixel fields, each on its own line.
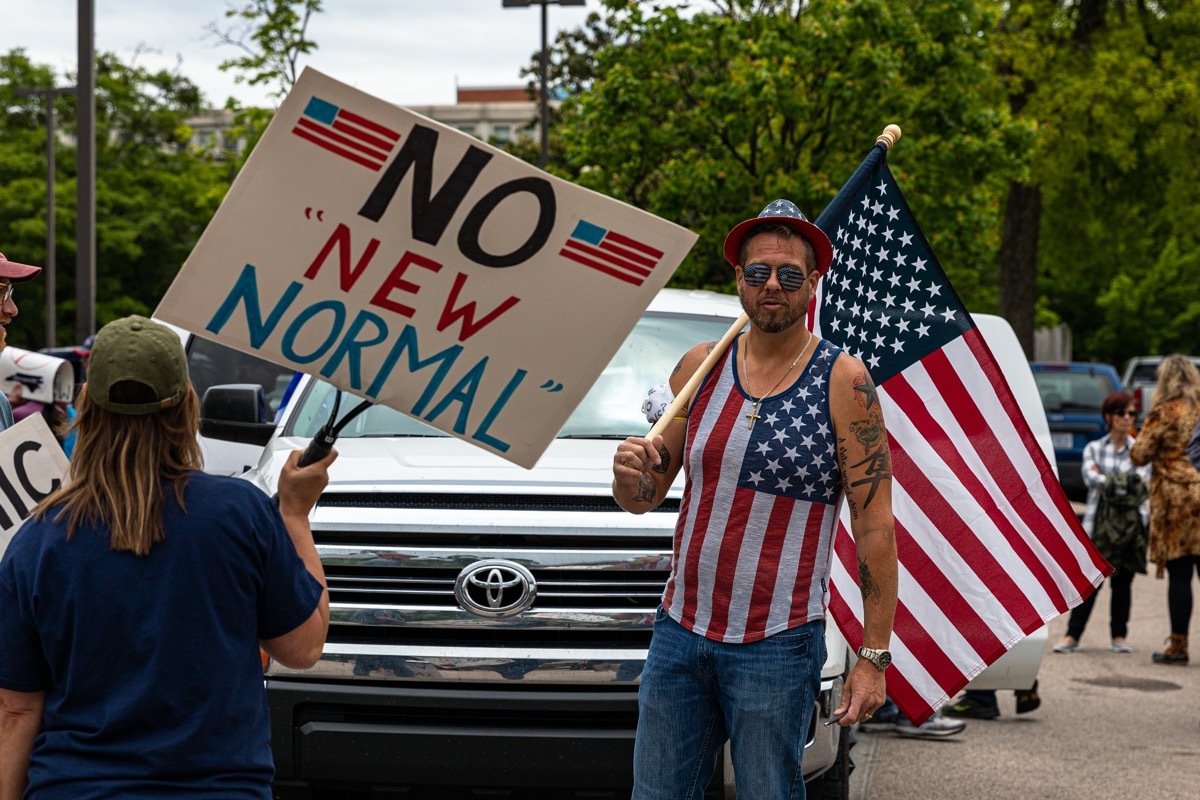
left=857, top=646, right=892, bottom=671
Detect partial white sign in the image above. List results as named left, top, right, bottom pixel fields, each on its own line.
left=156, top=68, right=697, bottom=468
left=0, top=347, right=75, bottom=405
left=0, top=414, right=70, bottom=558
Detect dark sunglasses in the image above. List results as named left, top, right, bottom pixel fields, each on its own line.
left=1114, top=410, right=1138, bottom=418
left=741, top=263, right=808, bottom=292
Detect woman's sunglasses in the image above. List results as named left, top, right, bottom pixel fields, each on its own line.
left=741, top=263, right=808, bottom=292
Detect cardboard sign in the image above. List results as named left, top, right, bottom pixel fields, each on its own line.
left=0, top=347, right=75, bottom=404
left=0, top=414, right=70, bottom=558
left=155, top=68, right=697, bottom=468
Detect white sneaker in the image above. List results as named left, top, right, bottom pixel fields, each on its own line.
left=895, top=711, right=966, bottom=738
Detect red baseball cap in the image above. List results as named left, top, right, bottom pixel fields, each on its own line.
left=722, top=199, right=833, bottom=275
left=0, top=253, right=43, bottom=283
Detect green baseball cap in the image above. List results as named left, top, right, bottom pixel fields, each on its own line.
left=87, top=316, right=189, bottom=415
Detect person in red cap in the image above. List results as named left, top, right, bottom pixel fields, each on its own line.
left=612, top=200, right=897, bottom=798
left=0, top=254, right=43, bottom=431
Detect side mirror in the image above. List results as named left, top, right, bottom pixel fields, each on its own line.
left=200, top=384, right=277, bottom=446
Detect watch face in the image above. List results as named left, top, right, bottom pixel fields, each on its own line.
left=878, top=650, right=892, bottom=669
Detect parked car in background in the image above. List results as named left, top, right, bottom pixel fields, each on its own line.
left=1121, top=355, right=1200, bottom=422
left=1030, top=362, right=1122, bottom=503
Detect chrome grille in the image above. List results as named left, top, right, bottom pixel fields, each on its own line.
left=326, top=566, right=668, bottom=609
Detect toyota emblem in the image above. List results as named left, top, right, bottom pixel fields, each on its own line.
left=454, top=560, right=537, bottom=618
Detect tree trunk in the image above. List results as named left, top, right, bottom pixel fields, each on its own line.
left=997, top=181, right=1042, bottom=359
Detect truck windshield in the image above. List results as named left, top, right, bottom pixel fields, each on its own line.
left=286, top=312, right=739, bottom=440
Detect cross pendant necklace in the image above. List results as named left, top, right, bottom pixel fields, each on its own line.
left=743, top=330, right=813, bottom=430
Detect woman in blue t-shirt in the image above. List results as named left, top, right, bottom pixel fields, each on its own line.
left=0, top=316, right=337, bottom=799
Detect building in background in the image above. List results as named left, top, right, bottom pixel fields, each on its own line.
left=187, top=85, right=539, bottom=157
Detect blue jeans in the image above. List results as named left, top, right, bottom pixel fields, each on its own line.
left=632, top=609, right=825, bottom=800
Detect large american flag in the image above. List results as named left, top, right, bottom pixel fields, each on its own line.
left=810, top=143, right=1110, bottom=724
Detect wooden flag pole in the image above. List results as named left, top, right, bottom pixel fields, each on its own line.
left=646, top=311, right=748, bottom=438
left=646, top=124, right=902, bottom=441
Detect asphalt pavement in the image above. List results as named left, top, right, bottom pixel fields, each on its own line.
left=849, top=570, right=1200, bottom=799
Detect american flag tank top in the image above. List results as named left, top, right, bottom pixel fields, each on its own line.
left=663, top=336, right=844, bottom=643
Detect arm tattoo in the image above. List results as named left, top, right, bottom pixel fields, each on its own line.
left=848, top=411, right=891, bottom=508
left=651, top=444, right=671, bottom=474
left=635, top=473, right=657, bottom=504
left=670, top=356, right=684, bottom=379
left=837, top=438, right=859, bottom=520
left=853, top=369, right=879, bottom=410
left=705, top=340, right=717, bottom=354
left=858, top=557, right=880, bottom=603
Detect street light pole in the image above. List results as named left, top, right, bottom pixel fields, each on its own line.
left=501, top=0, right=585, bottom=169
left=539, top=0, right=549, bottom=169
left=15, top=86, right=75, bottom=348
left=77, top=0, right=97, bottom=344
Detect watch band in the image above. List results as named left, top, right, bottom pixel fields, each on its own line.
left=857, top=646, right=892, bottom=671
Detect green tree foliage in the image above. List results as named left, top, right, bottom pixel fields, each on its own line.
left=549, top=0, right=1030, bottom=310
left=0, top=49, right=232, bottom=346
left=207, top=0, right=325, bottom=101
left=994, top=0, right=1200, bottom=362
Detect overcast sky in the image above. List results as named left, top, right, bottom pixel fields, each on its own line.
left=4, top=0, right=596, bottom=107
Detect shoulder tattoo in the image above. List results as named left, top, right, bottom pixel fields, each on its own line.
left=852, top=368, right=879, bottom=410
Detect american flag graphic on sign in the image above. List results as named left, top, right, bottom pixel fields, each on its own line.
left=810, top=143, right=1110, bottom=725
left=292, top=96, right=400, bottom=171
left=560, top=220, right=664, bottom=286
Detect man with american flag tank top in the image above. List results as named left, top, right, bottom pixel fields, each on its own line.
left=613, top=200, right=898, bottom=799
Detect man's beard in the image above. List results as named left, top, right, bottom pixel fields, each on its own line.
left=738, top=285, right=805, bottom=334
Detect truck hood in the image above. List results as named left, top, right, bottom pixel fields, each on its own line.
left=244, top=435, right=647, bottom=497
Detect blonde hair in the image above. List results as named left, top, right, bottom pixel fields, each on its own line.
left=33, top=383, right=204, bottom=556
left=1152, top=354, right=1200, bottom=410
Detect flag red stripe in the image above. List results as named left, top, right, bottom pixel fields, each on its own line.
left=962, top=331, right=1109, bottom=578
left=335, top=107, right=401, bottom=141
left=291, top=126, right=383, bottom=171
left=889, top=517, right=1008, bottom=661
left=295, top=118, right=389, bottom=162
left=884, top=428, right=1045, bottom=624
left=910, top=346, right=1085, bottom=611
left=558, top=249, right=644, bottom=286
left=563, top=240, right=653, bottom=277
left=786, top=504, right=827, bottom=629
left=830, top=523, right=970, bottom=695
left=704, top=487, right=757, bottom=640
left=600, top=238, right=658, bottom=268
left=332, top=117, right=397, bottom=152
left=681, top=379, right=747, bottom=626
left=743, top=494, right=796, bottom=639
left=605, top=230, right=664, bottom=259
left=662, top=352, right=724, bottom=609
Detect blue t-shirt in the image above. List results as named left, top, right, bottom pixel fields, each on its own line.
left=0, top=472, right=324, bottom=798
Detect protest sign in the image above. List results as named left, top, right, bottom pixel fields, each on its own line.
left=156, top=68, right=697, bottom=468
left=0, top=414, right=70, bottom=558
left=0, top=347, right=75, bottom=405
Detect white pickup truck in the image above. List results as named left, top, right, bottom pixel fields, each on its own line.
left=190, top=288, right=1046, bottom=799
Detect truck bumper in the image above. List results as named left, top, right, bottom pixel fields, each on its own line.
left=268, top=679, right=640, bottom=792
